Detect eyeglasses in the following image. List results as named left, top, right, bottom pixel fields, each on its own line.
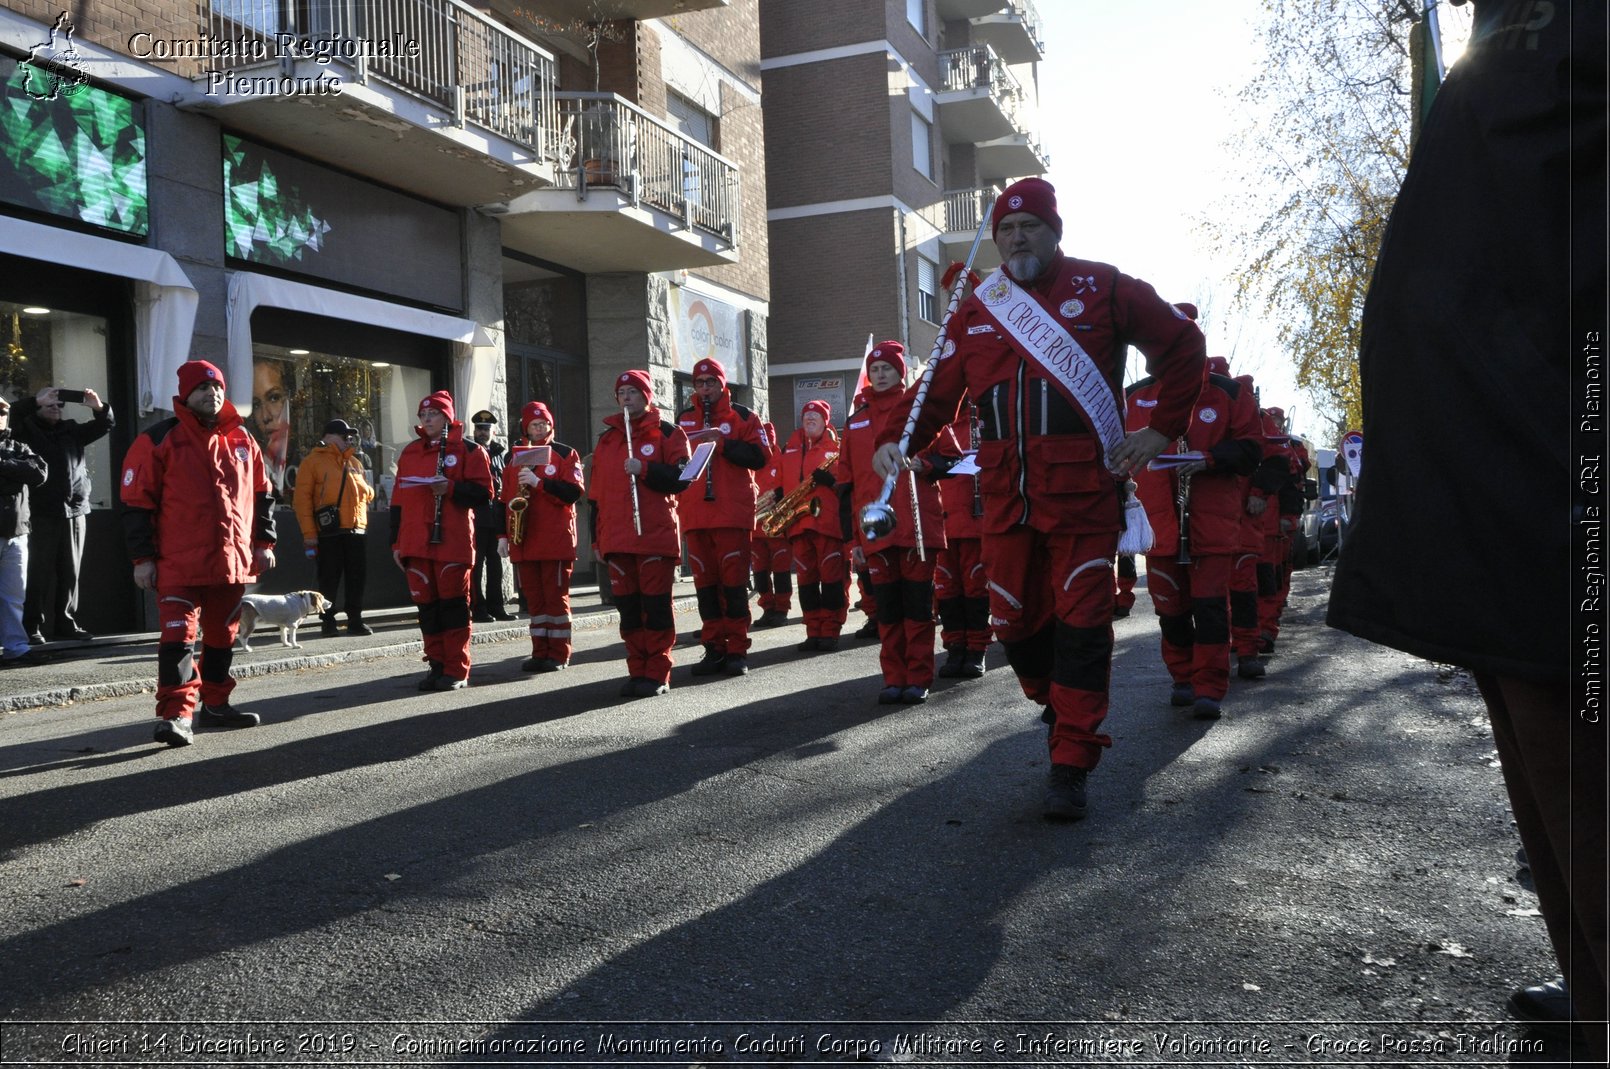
left=693, top=377, right=720, bottom=387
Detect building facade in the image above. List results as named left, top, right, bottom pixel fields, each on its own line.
left=0, top=0, right=766, bottom=632
left=759, top=0, right=1045, bottom=440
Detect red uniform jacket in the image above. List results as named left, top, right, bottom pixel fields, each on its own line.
left=675, top=390, right=768, bottom=530
left=120, top=400, right=275, bottom=587
left=390, top=422, right=495, bottom=562
left=500, top=437, right=584, bottom=563
left=1251, top=410, right=1295, bottom=538
left=882, top=253, right=1205, bottom=535
left=775, top=427, right=843, bottom=540
left=937, top=415, right=983, bottom=541
left=837, top=386, right=946, bottom=554
left=1127, top=372, right=1263, bottom=556
left=589, top=406, right=690, bottom=558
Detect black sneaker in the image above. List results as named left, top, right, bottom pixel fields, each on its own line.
left=690, top=647, right=727, bottom=676
left=1170, top=683, right=1195, bottom=707
left=25, top=631, right=45, bottom=646
left=320, top=618, right=340, bottom=638
left=854, top=618, right=879, bottom=638
left=816, top=635, right=840, bottom=652
left=1509, top=980, right=1573, bottom=1024
left=2, top=649, right=50, bottom=668
left=433, top=676, right=468, bottom=691
left=153, top=716, right=194, bottom=747
left=1113, top=605, right=1131, bottom=619
left=631, top=678, right=670, bottom=698
left=1192, top=696, right=1222, bottom=721
left=937, top=646, right=965, bottom=678
left=619, top=677, right=640, bottom=697
left=521, top=657, right=550, bottom=673
left=418, top=660, right=445, bottom=692
left=900, top=685, right=928, bottom=704
left=723, top=656, right=749, bottom=676
left=348, top=621, right=374, bottom=637
left=959, top=649, right=987, bottom=678
left=796, top=636, right=822, bottom=653
left=1043, top=764, right=1088, bottom=822
left=64, top=628, right=95, bottom=642
left=877, top=685, right=904, bottom=705
left=200, top=703, right=261, bottom=729
left=756, top=609, right=789, bottom=629
left=1237, top=654, right=1267, bottom=679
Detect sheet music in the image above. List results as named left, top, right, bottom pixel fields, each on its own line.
left=678, top=440, right=718, bottom=483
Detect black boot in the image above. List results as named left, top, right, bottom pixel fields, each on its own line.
left=689, top=646, right=727, bottom=676
left=937, top=644, right=966, bottom=678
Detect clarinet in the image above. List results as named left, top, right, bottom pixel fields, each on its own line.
left=1174, top=438, right=1192, bottom=566
left=968, top=399, right=983, bottom=519
left=700, top=396, right=716, bottom=501
left=429, top=429, right=448, bottom=545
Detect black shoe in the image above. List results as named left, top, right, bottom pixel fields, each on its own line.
left=796, top=636, right=822, bottom=652
left=433, top=676, right=468, bottom=691
left=521, top=657, right=550, bottom=673
left=816, top=635, right=840, bottom=652
left=1192, top=696, right=1222, bottom=721
left=1509, top=981, right=1573, bottom=1024
left=321, top=619, right=341, bottom=638
left=418, top=660, right=445, bottom=692
left=472, top=612, right=495, bottom=624
left=64, top=628, right=94, bottom=642
left=1043, top=764, right=1088, bottom=822
left=1113, top=605, right=1131, bottom=619
left=25, top=631, right=45, bottom=647
left=900, top=685, right=928, bottom=704
left=959, top=649, right=987, bottom=678
left=619, top=677, right=640, bottom=697
left=631, top=678, right=670, bottom=698
left=1258, top=634, right=1276, bottom=655
left=1170, top=683, right=1195, bottom=707
left=492, top=611, right=517, bottom=621
left=153, top=716, right=194, bottom=747
left=1237, top=654, right=1266, bottom=679
left=756, top=609, right=789, bottom=629
left=2, top=649, right=50, bottom=668
left=690, top=647, right=727, bottom=676
left=937, top=646, right=965, bottom=678
left=877, top=685, right=904, bottom=705
left=723, top=656, right=749, bottom=677
left=200, top=703, right=261, bottom=729
left=348, top=621, right=374, bottom=637
left=854, top=618, right=879, bottom=638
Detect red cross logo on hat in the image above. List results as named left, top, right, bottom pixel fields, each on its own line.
left=1008, top=195, right=1023, bottom=209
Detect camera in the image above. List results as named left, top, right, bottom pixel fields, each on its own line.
left=55, top=389, right=85, bottom=405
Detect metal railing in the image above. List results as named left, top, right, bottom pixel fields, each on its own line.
left=1003, top=0, right=1044, bottom=55
left=205, top=0, right=559, bottom=158
left=552, top=92, right=741, bottom=246
left=941, top=185, right=1002, bottom=235
left=938, top=43, right=1026, bottom=129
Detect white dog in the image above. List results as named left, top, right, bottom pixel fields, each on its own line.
left=231, top=591, right=332, bottom=651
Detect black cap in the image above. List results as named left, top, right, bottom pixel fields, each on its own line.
left=471, top=409, right=497, bottom=425
left=323, top=419, right=356, bottom=436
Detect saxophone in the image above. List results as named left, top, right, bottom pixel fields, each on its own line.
left=758, top=452, right=838, bottom=538
left=507, top=484, right=532, bottom=546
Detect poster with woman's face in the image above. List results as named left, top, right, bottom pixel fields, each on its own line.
left=252, top=358, right=293, bottom=495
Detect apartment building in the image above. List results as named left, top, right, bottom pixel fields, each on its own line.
left=0, top=0, right=767, bottom=632
left=759, top=0, right=1045, bottom=440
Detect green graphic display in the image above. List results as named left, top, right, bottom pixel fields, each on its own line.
left=223, top=133, right=333, bottom=263
left=0, top=56, right=148, bottom=234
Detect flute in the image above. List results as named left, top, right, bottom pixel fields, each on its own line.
left=622, top=405, right=642, bottom=537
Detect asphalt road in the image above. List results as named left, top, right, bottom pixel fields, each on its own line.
left=0, top=569, right=1565, bottom=1067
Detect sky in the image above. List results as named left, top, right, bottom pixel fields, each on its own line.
left=1033, top=1, right=1470, bottom=443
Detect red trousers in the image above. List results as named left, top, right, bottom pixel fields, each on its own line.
left=607, top=552, right=678, bottom=684
left=686, top=528, right=753, bottom=655
left=517, top=559, right=575, bottom=664
left=751, top=534, right=793, bottom=611
left=1145, top=553, right=1232, bottom=701
left=1258, top=533, right=1292, bottom=638
left=154, top=583, right=245, bottom=721
left=935, top=537, right=991, bottom=652
left=982, top=528, right=1118, bottom=769
left=404, top=557, right=473, bottom=681
left=1114, top=553, right=1137, bottom=612
left=1230, top=550, right=1262, bottom=657
left=865, top=547, right=936, bottom=688
left=791, top=531, right=849, bottom=638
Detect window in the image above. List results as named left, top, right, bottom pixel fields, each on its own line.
left=916, top=256, right=939, bottom=323
left=0, top=302, right=113, bottom=508
left=906, top=0, right=927, bottom=37
left=911, top=111, right=933, bottom=180
left=666, top=92, right=716, bottom=149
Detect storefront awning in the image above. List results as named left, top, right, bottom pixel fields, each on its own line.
left=225, top=272, right=494, bottom=415
left=0, top=215, right=198, bottom=414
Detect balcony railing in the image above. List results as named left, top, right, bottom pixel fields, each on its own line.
left=941, top=186, right=1003, bottom=235
left=1009, top=0, right=1045, bottom=53
left=552, top=92, right=741, bottom=245
left=938, top=43, right=1026, bottom=128
left=206, top=0, right=559, bottom=158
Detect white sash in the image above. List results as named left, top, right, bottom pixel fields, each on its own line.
left=973, top=268, right=1125, bottom=455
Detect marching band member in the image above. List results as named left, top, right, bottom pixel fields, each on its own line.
left=590, top=371, right=691, bottom=698
left=872, top=178, right=1204, bottom=821
left=934, top=402, right=991, bottom=679
left=1126, top=355, right=1262, bottom=720
left=1253, top=406, right=1302, bottom=652
left=499, top=401, right=583, bottom=672
left=676, top=358, right=769, bottom=678
left=1229, top=372, right=1268, bottom=680
left=837, top=342, right=948, bottom=704
left=391, top=390, right=495, bottom=692
left=775, top=400, right=848, bottom=652
left=751, top=419, right=793, bottom=629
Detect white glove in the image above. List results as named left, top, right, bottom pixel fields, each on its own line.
left=497, top=537, right=510, bottom=559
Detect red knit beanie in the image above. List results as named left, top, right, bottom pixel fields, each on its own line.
left=1174, top=302, right=1200, bottom=322
left=521, top=401, right=554, bottom=433
left=418, top=390, right=455, bottom=422
left=176, top=360, right=225, bottom=400
left=866, top=341, right=906, bottom=381
left=614, top=369, right=653, bottom=404
left=692, top=358, right=726, bottom=386
left=992, top=178, right=1062, bottom=239
left=800, top=399, right=832, bottom=423
left=1206, top=356, right=1230, bottom=376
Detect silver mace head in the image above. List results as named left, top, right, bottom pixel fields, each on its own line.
left=859, top=500, right=898, bottom=542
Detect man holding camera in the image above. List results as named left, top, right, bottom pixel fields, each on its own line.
left=13, top=385, right=111, bottom=643
left=294, top=419, right=375, bottom=636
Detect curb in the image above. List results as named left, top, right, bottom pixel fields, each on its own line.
left=3, top=595, right=703, bottom=714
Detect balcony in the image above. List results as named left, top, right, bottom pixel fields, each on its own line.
left=192, top=0, right=560, bottom=206
left=970, top=0, right=1044, bottom=64
left=494, top=93, right=741, bottom=272
left=505, top=0, right=728, bottom=21
left=935, top=0, right=1006, bottom=18
left=938, top=187, right=1003, bottom=271
left=975, top=133, right=1050, bottom=181
left=934, top=44, right=1027, bottom=145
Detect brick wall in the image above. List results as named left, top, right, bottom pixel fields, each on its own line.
left=762, top=53, right=893, bottom=209
left=768, top=209, right=901, bottom=366
left=759, top=0, right=886, bottom=59
left=7, top=1, right=207, bottom=77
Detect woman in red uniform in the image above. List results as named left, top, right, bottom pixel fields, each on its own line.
left=774, top=400, right=848, bottom=652
left=589, top=371, right=691, bottom=698
left=499, top=401, right=584, bottom=672
left=934, top=401, right=990, bottom=678
left=751, top=420, right=793, bottom=629
left=836, top=343, right=949, bottom=704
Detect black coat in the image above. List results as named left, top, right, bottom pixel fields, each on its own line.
left=0, top=432, right=48, bottom=539
left=1326, top=1, right=1604, bottom=682
left=12, top=397, right=113, bottom=519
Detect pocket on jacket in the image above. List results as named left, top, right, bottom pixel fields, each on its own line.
left=1030, top=435, right=1109, bottom=495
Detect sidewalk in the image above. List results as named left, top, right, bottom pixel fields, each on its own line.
left=0, top=580, right=705, bottom=715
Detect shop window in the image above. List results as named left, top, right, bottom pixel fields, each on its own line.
left=248, top=347, right=430, bottom=508
left=0, top=301, right=114, bottom=509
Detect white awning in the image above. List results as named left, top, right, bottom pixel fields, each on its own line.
left=225, top=271, right=494, bottom=415
left=0, top=215, right=198, bottom=414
